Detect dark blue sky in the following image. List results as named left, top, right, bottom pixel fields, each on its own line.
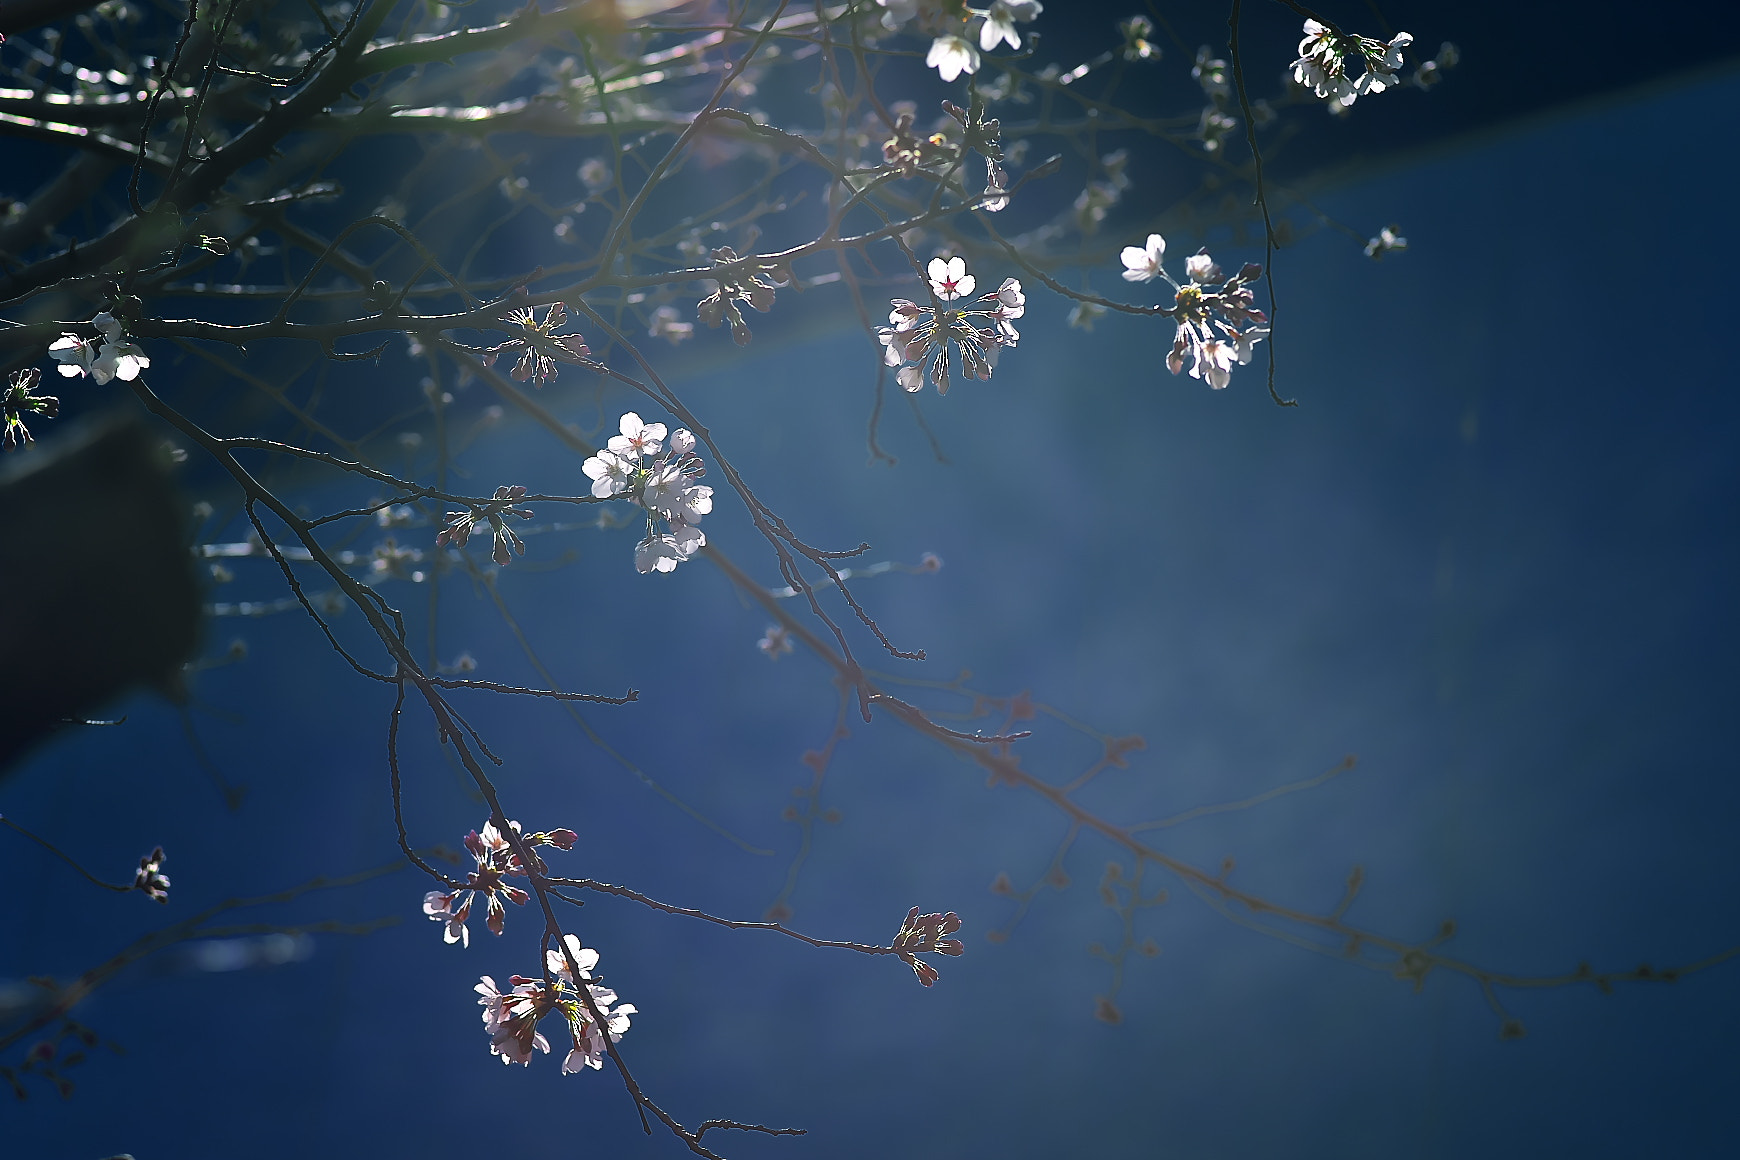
left=6, top=58, right=1740, bottom=1160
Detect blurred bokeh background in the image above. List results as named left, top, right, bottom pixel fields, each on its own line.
left=5, top=5, right=1739, bottom=1158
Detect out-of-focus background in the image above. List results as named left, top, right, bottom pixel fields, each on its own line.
left=4, top=4, right=1739, bottom=1157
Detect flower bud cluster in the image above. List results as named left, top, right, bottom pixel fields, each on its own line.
left=695, top=246, right=786, bottom=346
left=132, top=846, right=170, bottom=903
left=878, top=256, right=1024, bottom=395
left=423, top=819, right=577, bottom=947
left=480, top=302, right=591, bottom=388
left=892, top=906, right=966, bottom=987
left=436, top=484, right=535, bottom=566
left=1291, top=19, right=1414, bottom=109
left=475, top=934, right=636, bottom=1074
left=1119, top=233, right=1269, bottom=390
left=48, top=313, right=150, bottom=384
left=582, top=412, right=714, bottom=574
left=3, top=368, right=59, bottom=451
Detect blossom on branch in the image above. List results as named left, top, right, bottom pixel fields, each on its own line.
left=132, top=846, right=170, bottom=903
left=479, top=302, right=592, bottom=388
left=879, top=259, right=1023, bottom=395
left=48, top=313, right=150, bottom=384
left=582, top=413, right=713, bottom=574
left=1291, top=19, right=1414, bottom=109
left=893, top=906, right=965, bottom=987
left=474, top=935, right=635, bottom=1074
left=1115, top=233, right=1269, bottom=391
left=422, top=819, right=574, bottom=946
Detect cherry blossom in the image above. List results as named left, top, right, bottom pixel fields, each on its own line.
left=925, top=35, right=979, bottom=83
left=48, top=313, right=151, bottom=385
left=977, top=1, right=1041, bottom=52
left=879, top=258, right=1021, bottom=394
left=1115, top=236, right=1269, bottom=391
left=474, top=936, right=636, bottom=1074
left=927, top=256, right=976, bottom=301
left=585, top=413, right=713, bottom=573
left=421, top=818, right=575, bottom=946
left=1120, top=233, right=1166, bottom=282
left=1291, top=19, right=1414, bottom=109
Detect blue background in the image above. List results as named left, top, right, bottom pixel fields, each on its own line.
left=5, top=64, right=1739, bottom=1160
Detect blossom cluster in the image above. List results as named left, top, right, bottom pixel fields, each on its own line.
left=422, top=819, right=577, bottom=947
left=876, top=0, right=1042, bottom=84
left=1291, top=18, right=1413, bottom=109
left=132, top=846, right=170, bottom=903
left=582, top=412, right=714, bottom=574
left=892, top=906, right=965, bottom=987
left=479, top=302, right=592, bottom=388
left=879, top=256, right=1023, bottom=394
left=475, top=934, right=636, bottom=1074
left=1119, top=233, right=1268, bottom=390
left=48, top=313, right=150, bottom=384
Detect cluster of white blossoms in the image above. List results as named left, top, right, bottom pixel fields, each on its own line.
left=876, top=0, right=1042, bottom=83
left=879, top=256, right=1023, bottom=394
left=476, top=934, right=636, bottom=1073
left=48, top=313, right=150, bottom=384
left=1119, top=233, right=1269, bottom=390
left=1291, top=18, right=1413, bottom=108
left=582, top=412, right=714, bottom=574
left=422, top=819, right=576, bottom=947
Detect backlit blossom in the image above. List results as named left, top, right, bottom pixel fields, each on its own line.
left=978, top=0, right=1041, bottom=52
left=607, top=412, right=666, bottom=459
left=133, top=846, right=170, bottom=903
left=926, top=35, right=979, bottom=83
left=1291, top=19, right=1413, bottom=109
left=1364, top=225, right=1407, bottom=259
left=587, top=414, right=712, bottom=574
left=927, top=255, right=976, bottom=301
left=879, top=257, right=1019, bottom=395
left=422, top=818, right=575, bottom=946
left=475, top=936, right=636, bottom=1074
left=49, top=313, right=151, bottom=385
left=1116, top=238, right=1268, bottom=391
left=1120, top=233, right=1166, bottom=282
left=758, top=624, right=794, bottom=659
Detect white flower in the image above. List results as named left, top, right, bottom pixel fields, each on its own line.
left=994, top=277, right=1025, bottom=316
left=94, top=339, right=150, bottom=383
left=607, top=411, right=666, bottom=458
left=634, top=525, right=704, bottom=573
left=1120, top=233, right=1166, bottom=282
left=547, top=933, right=600, bottom=983
left=668, top=427, right=696, bottom=455
left=978, top=0, right=1041, bottom=52
left=927, top=255, right=976, bottom=301
left=641, top=460, right=690, bottom=517
left=1185, top=251, right=1221, bottom=283
left=672, top=484, right=713, bottom=526
left=926, top=35, right=979, bottom=83
left=1192, top=338, right=1238, bottom=389
left=1230, top=325, right=1268, bottom=365
left=582, top=448, right=634, bottom=498
left=49, top=314, right=152, bottom=385
left=49, top=334, right=98, bottom=378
